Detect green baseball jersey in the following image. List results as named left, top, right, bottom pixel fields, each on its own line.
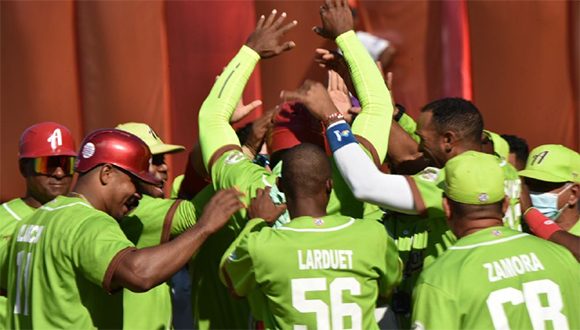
left=5, top=195, right=134, bottom=329
left=221, top=215, right=403, bottom=330
left=0, top=199, right=35, bottom=327
left=412, top=226, right=580, bottom=330
left=119, top=194, right=198, bottom=330
left=385, top=160, right=521, bottom=328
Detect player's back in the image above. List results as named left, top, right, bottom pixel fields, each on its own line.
left=6, top=195, right=131, bottom=329
left=413, top=227, right=580, bottom=330
left=251, top=215, right=401, bottom=329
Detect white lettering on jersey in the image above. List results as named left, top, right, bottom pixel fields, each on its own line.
left=16, top=225, right=45, bottom=244
left=298, top=249, right=353, bottom=270
left=47, top=128, right=63, bottom=151
left=484, top=253, right=545, bottom=282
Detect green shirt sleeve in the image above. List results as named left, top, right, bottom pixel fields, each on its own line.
left=412, top=282, right=459, bottom=329
left=398, top=113, right=421, bottom=143
left=336, top=30, right=393, bottom=164
left=220, top=218, right=268, bottom=296
left=169, top=200, right=198, bottom=236
left=379, top=232, right=403, bottom=298
left=71, top=214, right=134, bottom=288
left=198, top=45, right=260, bottom=171
left=409, top=167, right=446, bottom=217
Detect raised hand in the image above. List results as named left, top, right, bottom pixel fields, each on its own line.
left=248, top=187, right=287, bottom=225
left=327, top=70, right=353, bottom=122
left=244, top=106, right=279, bottom=155
left=281, top=80, right=338, bottom=121
left=313, top=0, right=354, bottom=40
left=231, top=98, right=263, bottom=124
left=246, top=9, right=298, bottom=59
left=197, top=188, right=245, bottom=234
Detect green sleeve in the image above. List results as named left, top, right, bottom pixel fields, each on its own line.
left=170, top=174, right=185, bottom=199
left=379, top=232, right=403, bottom=298
left=220, top=218, right=268, bottom=296
left=336, top=30, right=393, bottom=163
left=409, top=167, right=446, bottom=217
left=412, top=282, right=459, bottom=329
left=198, top=46, right=260, bottom=170
left=72, top=215, right=134, bottom=287
left=398, top=113, right=420, bottom=143
left=170, top=200, right=198, bottom=236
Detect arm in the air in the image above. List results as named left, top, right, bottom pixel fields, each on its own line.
left=198, top=46, right=260, bottom=172
left=220, top=218, right=268, bottom=296
left=326, top=120, right=417, bottom=213
left=336, top=30, right=393, bottom=164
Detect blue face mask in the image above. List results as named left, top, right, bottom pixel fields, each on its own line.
left=529, top=184, right=572, bottom=220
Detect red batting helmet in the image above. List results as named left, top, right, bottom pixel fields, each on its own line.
left=75, top=129, right=160, bottom=185
left=19, top=122, right=77, bottom=159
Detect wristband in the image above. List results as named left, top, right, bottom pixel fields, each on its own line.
left=323, top=112, right=345, bottom=127
left=394, top=104, right=406, bottom=122
left=326, top=120, right=357, bottom=152
left=523, top=207, right=563, bottom=240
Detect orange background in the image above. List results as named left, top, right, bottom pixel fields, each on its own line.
left=1, top=0, right=578, bottom=201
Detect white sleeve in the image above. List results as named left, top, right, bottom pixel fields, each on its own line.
left=333, top=142, right=417, bottom=214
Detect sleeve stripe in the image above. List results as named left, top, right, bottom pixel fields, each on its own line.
left=102, top=246, right=138, bottom=294
left=161, top=199, right=184, bottom=243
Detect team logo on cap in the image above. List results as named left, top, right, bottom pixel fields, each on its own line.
left=82, top=142, right=95, bottom=159
left=492, top=229, right=502, bottom=236
left=47, top=128, right=63, bottom=151
left=478, top=193, right=489, bottom=203
left=313, top=218, right=324, bottom=226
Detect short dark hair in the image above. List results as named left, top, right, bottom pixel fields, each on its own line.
left=447, top=198, right=504, bottom=220
left=281, top=143, right=331, bottom=198
left=501, top=134, right=529, bottom=164
left=421, top=98, right=484, bottom=144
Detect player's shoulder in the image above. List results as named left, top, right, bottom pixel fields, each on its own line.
left=0, top=198, right=34, bottom=222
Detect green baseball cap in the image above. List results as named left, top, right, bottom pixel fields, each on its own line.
left=519, top=144, right=579, bottom=183
left=444, top=151, right=506, bottom=204
left=484, top=130, right=509, bottom=160
left=116, top=122, right=185, bottom=155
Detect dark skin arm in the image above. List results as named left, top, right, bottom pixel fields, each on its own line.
left=111, top=188, right=244, bottom=292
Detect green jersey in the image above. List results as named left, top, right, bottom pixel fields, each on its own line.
left=412, top=227, right=580, bottom=330
left=0, top=199, right=35, bottom=327
left=5, top=195, right=134, bottom=329
left=221, top=216, right=402, bottom=330
left=119, top=194, right=198, bottom=330
left=385, top=161, right=521, bottom=327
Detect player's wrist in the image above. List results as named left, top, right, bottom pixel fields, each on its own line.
left=523, top=207, right=563, bottom=240
left=322, top=112, right=345, bottom=127
left=325, top=120, right=357, bottom=152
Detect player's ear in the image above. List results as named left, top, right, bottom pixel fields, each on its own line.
left=99, top=164, right=115, bottom=185
left=442, top=130, right=457, bottom=153
left=442, top=196, right=451, bottom=219
left=567, top=183, right=578, bottom=207
left=326, top=178, right=333, bottom=194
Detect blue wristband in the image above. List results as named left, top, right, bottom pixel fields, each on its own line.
left=326, top=121, right=357, bottom=152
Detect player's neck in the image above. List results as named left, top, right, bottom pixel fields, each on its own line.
left=22, top=195, right=42, bottom=209
left=455, top=219, right=504, bottom=238
left=287, top=197, right=327, bottom=219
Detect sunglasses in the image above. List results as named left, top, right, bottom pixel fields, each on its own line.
left=32, top=156, right=75, bottom=176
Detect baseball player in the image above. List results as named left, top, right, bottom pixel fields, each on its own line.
left=221, top=143, right=402, bottom=329
left=0, top=122, right=76, bottom=326
left=412, top=151, right=579, bottom=329
left=1, top=129, right=243, bottom=329
left=195, top=1, right=394, bottom=327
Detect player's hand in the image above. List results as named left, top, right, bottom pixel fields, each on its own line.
left=244, top=106, right=279, bottom=155
left=327, top=70, right=353, bottom=122
left=246, top=9, right=298, bottom=59
left=231, top=98, right=262, bottom=124
left=313, top=0, right=354, bottom=40
left=197, top=188, right=245, bottom=234
left=281, top=80, right=338, bottom=121
left=248, top=187, right=287, bottom=225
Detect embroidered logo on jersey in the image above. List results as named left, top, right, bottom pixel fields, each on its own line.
left=224, top=151, right=244, bottom=165
left=418, top=168, right=439, bottom=182
left=228, top=251, right=238, bottom=261
left=492, top=229, right=502, bottom=237
left=478, top=193, right=489, bottom=202
left=81, top=142, right=96, bottom=159
left=313, top=218, right=324, bottom=226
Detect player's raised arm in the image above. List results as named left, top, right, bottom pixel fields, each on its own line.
left=198, top=9, right=297, bottom=173
left=282, top=81, right=417, bottom=214
left=314, top=0, right=393, bottom=165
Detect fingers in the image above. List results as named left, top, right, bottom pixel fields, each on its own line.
left=272, top=11, right=287, bottom=29
left=264, top=9, right=278, bottom=28
left=280, top=89, right=303, bottom=103
left=336, top=72, right=347, bottom=94
left=278, top=20, right=298, bottom=35
left=328, top=70, right=338, bottom=91
left=386, top=72, right=393, bottom=91
left=256, top=14, right=265, bottom=29
left=277, top=41, right=296, bottom=54
left=313, top=26, right=330, bottom=39
left=325, top=0, right=335, bottom=8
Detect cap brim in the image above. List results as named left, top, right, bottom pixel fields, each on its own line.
left=131, top=170, right=162, bottom=186
left=150, top=144, right=185, bottom=155
left=518, top=169, right=568, bottom=183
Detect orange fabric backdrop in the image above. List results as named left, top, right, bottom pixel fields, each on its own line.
left=1, top=0, right=578, bottom=202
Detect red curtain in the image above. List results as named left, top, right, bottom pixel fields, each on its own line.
left=1, top=0, right=578, bottom=202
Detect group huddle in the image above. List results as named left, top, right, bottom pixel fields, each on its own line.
left=1, top=1, right=578, bottom=329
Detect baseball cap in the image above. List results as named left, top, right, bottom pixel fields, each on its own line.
left=267, top=102, right=325, bottom=155
left=518, top=144, right=579, bottom=183
left=116, top=122, right=185, bottom=155
left=444, top=151, right=505, bottom=204
left=75, top=129, right=160, bottom=185
left=484, top=130, right=509, bottom=160
left=19, top=122, right=77, bottom=159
